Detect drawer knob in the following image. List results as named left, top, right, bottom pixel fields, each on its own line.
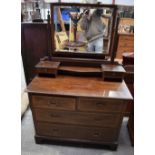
left=93, top=132, right=100, bottom=137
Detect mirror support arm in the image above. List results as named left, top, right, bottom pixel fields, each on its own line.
left=111, top=8, right=119, bottom=63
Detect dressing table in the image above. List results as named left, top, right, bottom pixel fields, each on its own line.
left=26, top=2, right=133, bottom=150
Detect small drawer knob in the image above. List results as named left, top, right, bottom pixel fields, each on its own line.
left=93, top=132, right=100, bottom=137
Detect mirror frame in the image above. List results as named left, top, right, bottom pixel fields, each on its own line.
left=50, top=3, right=118, bottom=61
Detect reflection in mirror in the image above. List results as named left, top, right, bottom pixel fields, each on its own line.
left=117, top=6, right=134, bottom=34
left=53, top=5, right=113, bottom=54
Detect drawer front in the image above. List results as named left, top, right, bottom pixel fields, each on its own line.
left=103, top=72, right=124, bottom=78
left=34, top=109, right=121, bottom=128
left=31, top=95, right=76, bottom=111
left=36, top=122, right=118, bottom=142
left=36, top=68, right=56, bottom=74
left=78, top=98, right=125, bottom=113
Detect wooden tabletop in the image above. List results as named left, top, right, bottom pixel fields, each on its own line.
left=27, top=75, right=132, bottom=100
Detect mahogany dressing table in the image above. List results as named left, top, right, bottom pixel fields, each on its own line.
left=26, top=3, right=133, bottom=150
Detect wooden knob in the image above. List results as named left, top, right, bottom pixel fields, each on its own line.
left=93, top=132, right=100, bottom=137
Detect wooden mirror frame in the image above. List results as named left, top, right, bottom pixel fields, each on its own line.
left=49, top=3, right=119, bottom=64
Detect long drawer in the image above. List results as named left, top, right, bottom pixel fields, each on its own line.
left=36, top=122, right=118, bottom=142
left=34, top=109, right=121, bottom=128
left=77, top=98, right=125, bottom=113
left=31, top=95, right=76, bottom=111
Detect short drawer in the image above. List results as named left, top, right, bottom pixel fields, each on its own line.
left=34, top=109, right=121, bottom=128
left=78, top=98, right=125, bottom=113
left=36, top=122, right=118, bottom=142
left=103, top=71, right=124, bottom=79
left=31, top=95, right=76, bottom=111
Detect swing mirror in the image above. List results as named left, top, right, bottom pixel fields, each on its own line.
left=51, top=3, right=116, bottom=58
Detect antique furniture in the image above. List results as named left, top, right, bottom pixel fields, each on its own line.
left=123, top=53, right=134, bottom=116
left=122, top=53, right=134, bottom=145
left=26, top=2, right=133, bottom=150
left=116, top=18, right=134, bottom=59
left=125, top=65, right=134, bottom=146
left=122, top=52, right=134, bottom=66
left=35, top=61, right=60, bottom=77
left=27, top=75, right=132, bottom=150
left=21, top=23, right=48, bottom=84
left=116, top=34, right=134, bottom=59
left=101, top=64, right=125, bottom=82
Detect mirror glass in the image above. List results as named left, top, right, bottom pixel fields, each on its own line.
left=53, top=5, right=113, bottom=54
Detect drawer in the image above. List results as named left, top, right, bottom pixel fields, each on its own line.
left=36, top=122, right=118, bottom=142
left=34, top=109, right=121, bottom=128
left=78, top=98, right=125, bottom=113
left=31, top=95, right=76, bottom=111
left=103, top=71, right=124, bottom=79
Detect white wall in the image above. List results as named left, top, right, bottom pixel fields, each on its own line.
left=21, top=58, right=26, bottom=95
left=21, top=58, right=29, bottom=116
left=115, top=0, right=134, bottom=6
left=44, top=0, right=134, bottom=5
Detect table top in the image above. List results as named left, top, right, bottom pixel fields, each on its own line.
left=27, top=75, right=132, bottom=100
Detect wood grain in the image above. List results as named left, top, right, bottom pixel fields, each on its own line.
left=34, top=109, right=121, bottom=128
left=27, top=76, right=132, bottom=100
